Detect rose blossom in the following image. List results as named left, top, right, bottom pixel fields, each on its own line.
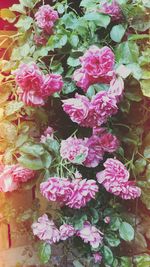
left=93, top=252, right=102, bottom=263
left=35, top=5, right=58, bottom=34
left=91, top=91, right=118, bottom=126
left=40, top=126, right=54, bottom=143
left=42, top=74, right=63, bottom=97
left=40, top=177, right=72, bottom=203
left=99, top=132, right=119, bottom=153
left=66, top=179, right=99, bottom=209
left=84, top=136, right=104, bottom=168
left=108, top=76, right=124, bottom=102
left=96, top=158, right=141, bottom=199
left=40, top=177, right=98, bottom=209
left=11, top=164, right=36, bottom=183
left=73, top=46, right=115, bottom=92
left=62, top=93, right=90, bottom=124
left=0, top=165, right=36, bottom=192
left=59, top=224, right=76, bottom=240
left=14, top=63, right=63, bottom=106
left=60, top=137, right=89, bottom=164
left=32, top=214, right=60, bottom=244
left=77, top=221, right=103, bottom=248
left=34, top=34, right=47, bottom=46
left=104, top=216, right=111, bottom=224
left=98, top=0, right=122, bottom=21
left=0, top=165, right=18, bottom=192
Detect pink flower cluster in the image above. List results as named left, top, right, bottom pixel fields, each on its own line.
left=60, top=131, right=119, bottom=167
left=77, top=221, right=103, bottom=249
left=32, top=214, right=60, bottom=244
left=62, top=92, right=118, bottom=128
left=93, top=252, right=102, bottom=264
left=40, top=126, right=54, bottom=143
left=35, top=5, right=58, bottom=34
left=96, top=158, right=141, bottom=199
left=98, top=0, right=122, bottom=21
left=14, top=63, right=63, bottom=106
left=40, top=177, right=98, bottom=209
left=73, top=46, right=115, bottom=92
left=0, top=164, right=36, bottom=192
left=32, top=215, right=103, bottom=249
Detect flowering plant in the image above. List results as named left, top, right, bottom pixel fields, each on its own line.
left=0, top=0, right=150, bottom=266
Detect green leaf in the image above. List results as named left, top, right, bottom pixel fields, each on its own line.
left=19, top=142, right=45, bottom=157
left=119, top=222, right=134, bottom=242
left=57, top=3, right=65, bottom=14
left=15, top=16, right=33, bottom=31
left=144, top=146, right=150, bottom=158
left=140, top=79, right=150, bottom=97
left=0, top=9, right=16, bottom=23
left=105, top=233, right=121, bottom=247
left=120, top=257, right=133, bottom=267
left=80, top=0, right=99, bottom=8
left=102, top=246, right=114, bottom=265
left=18, top=154, right=44, bottom=170
left=41, top=152, right=52, bottom=169
left=116, top=41, right=139, bottom=64
left=126, top=63, right=142, bottom=80
left=10, top=4, right=26, bottom=14
left=5, top=101, right=24, bottom=116
left=39, top=243, right=51, bottom=264
left=84, top=12, right=110, bottom=28
left=110, top=24, right=126, bottom=43
left=62, top=81, right=77, bottom=94
left=20, top=0, right=34, bottom=8
left=69, top=34, right=79, bottom=47
left=67, top=57, right=80, bottom=67
left=90, top=208, right=99, bottom=224
left=110, top=217, right=122, bottom=231
left=73, top=260, right=84, bottom=267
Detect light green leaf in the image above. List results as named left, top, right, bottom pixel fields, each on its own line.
left=5, top=101, right=24, bottom=116
left=19, top=142, right=45, bottom=157
left=140, top=79, right=150, bottom=97
left=110, top=24, right=126, bottom=42
left=18, top=154, right=44, bottom=170
left=73, top=260, right=84, bottom=267
left=15, top=16, right=33, bottom=31
left=39, top=243, right=51, bottom=264
left=70, top=34, right=79, bottom=47
left=10, top=4, right=26, bottom=14
left=84, top=12, right=110, bottom=28
left=116, top=41, right=139, bottom=64
left=119, top=222, right=134, bottom=242
left=67, top=57, right=80, bottom=67
left=102, top=245, right=114, bottom=265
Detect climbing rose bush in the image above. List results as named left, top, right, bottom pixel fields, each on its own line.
left=1, top=0, right=149, bottom=266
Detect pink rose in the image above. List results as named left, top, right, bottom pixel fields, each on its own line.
left=14, top=63, right=63, bottom=106
left=0, top=165, right=18, bottom=192
left=14, top=63, right=45, bottom=106
left=40, top=126, right=54, bottom=143
left=77, top=221, right=103, bottom=248
left=104, top=216, right=111, bottom=224
left=91, top=91, right=118, bottom=126
left=35, top=5, right=58, bottom=34
left=80, top=46, right=115, bottom=78
left=108, top=76, right=124, bottom=102
left=41, top=177, right=98, bottom=209
left=32, top=214, right=60, bottom=244
left=73, top=46, right=115, bottom=91
left=84, top=136, right=104, bottom=168
left=60, top=137, right=89, bottom=164
left=62, top=93, right=90, bottom=124
left=59, top=224, right=76, bottom=240
left=42, top=74, right=63, bottom=97
left=34, top=34, right=47, bottom=46
left=93, top=252, right=102, bottom=263
left=66, top=179, right=99, bottom=209
left=40, top=177, right=72, bottom=203
left=11, top=164, right=36, bottom=183
left=73, top=68, right=91, bottom=92
left=0, top=165, right=36, bottom=192
left=99, top=132, right=119, bottom=153
left=98, top=0, right=122, bottom=21
left=96, top=158, right=141, bottom=199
